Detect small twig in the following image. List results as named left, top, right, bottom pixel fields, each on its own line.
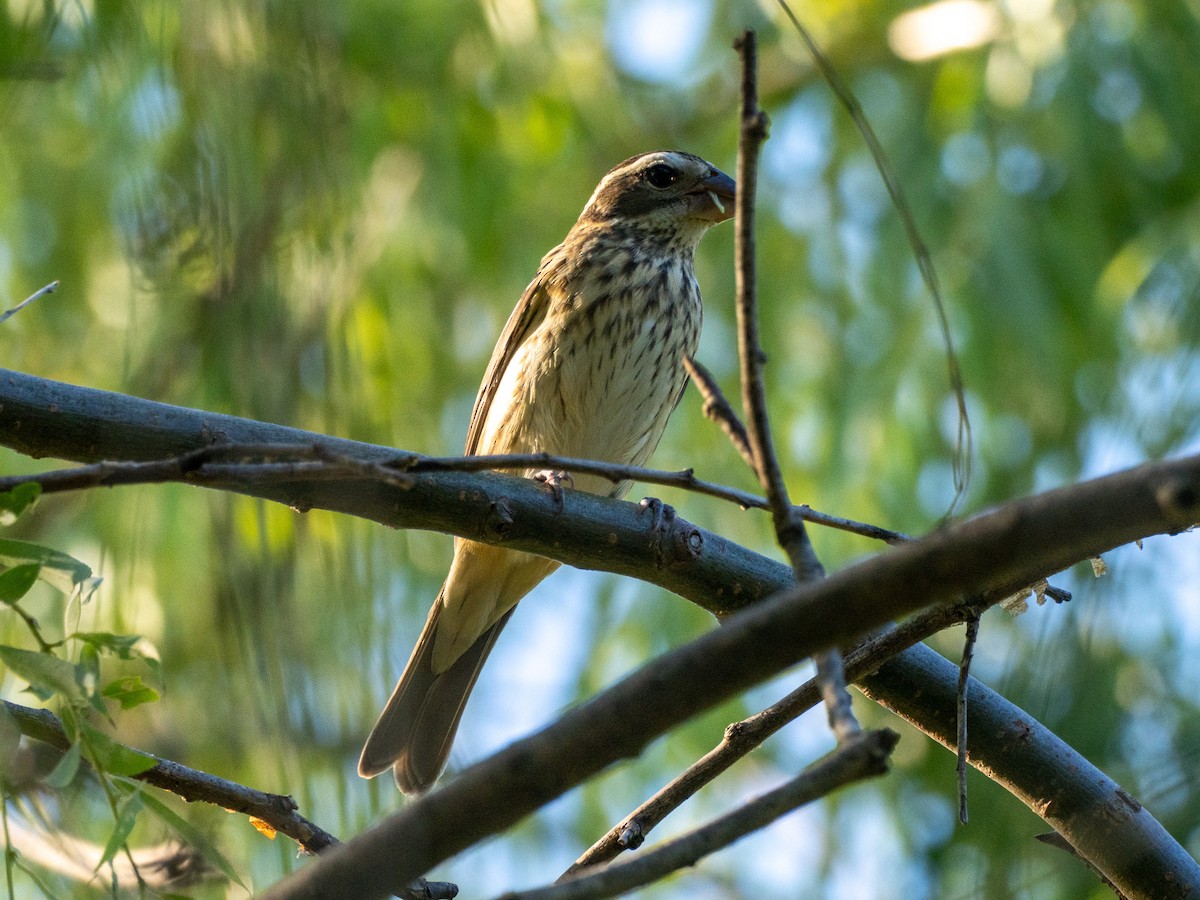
left=507, top=730, right=897, bottom=900
left=733, top=29, right=859, bottom=743
left=775, top=0, right=972, bottom=511
left=6, top=604, right=56, bottom=654
left=957, top=613, right=980, bottom=825
left=0, top=446, right=911, bottom=545
left=562, top=599, right=985, bottom=876
left=0, top=281, right=59, bottom=326
left=683, top=355, right=755, bottom=469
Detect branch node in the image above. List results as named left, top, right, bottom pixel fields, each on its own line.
left=618, top=819, right=645, bottom=850
left=1156, top=476, right=1199, bottom=525
left=484, top=499, right=515, bottom=539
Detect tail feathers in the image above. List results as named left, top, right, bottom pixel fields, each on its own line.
left=359, top=600, right=515, bottom=794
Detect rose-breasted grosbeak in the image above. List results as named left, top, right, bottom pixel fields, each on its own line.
left=359, top=151, right=735, bottom=793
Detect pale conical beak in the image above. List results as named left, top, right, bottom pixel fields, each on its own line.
left=688, top=169, right=736, bottom=223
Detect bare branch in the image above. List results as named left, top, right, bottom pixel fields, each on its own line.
left=503, top=730, right=897, bottom=900
left=683, top=355, right=755, bottom=470
left=775, top=0, right=972, bottom=509
left=859, top=643, right=1199, bottom=899
left=733, top=29, right=858, bottom=743
left=4, top=701, right=336, bottom=855
left=562, top=602, right=978, bottom=876
left=7, top=703, right=459, bottom=898
left=262, top=450, right=1200, bottom=899
left=0, top=427, right=908, bottom=547
left=957, top=613, right=980, bottom=824
left=0, top=281, right=59, bottom=326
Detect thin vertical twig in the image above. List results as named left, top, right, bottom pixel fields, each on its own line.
left=732, top=30, right=859, bottom=743
left=775, top=0, right=972, bottom=512
left=957, top=613, right=980, bottom=824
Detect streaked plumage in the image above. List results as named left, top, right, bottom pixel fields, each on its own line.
left=359, top=151, right=735, bottom=793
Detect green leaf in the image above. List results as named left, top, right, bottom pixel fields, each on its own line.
left=0, top=564, right=40, bottom=604
left=97, top=789, right=143, bottom=870
left=43, top=740, right=82, bottom=788
left=0, top=483, right=40, bottom=526
left=0, top=538, right=99, bottom=597
left=136, top=788, right=246, bottom=888
left=80, top=721, right=156, bottom=777
left=0, top=645, right=84, bottom=704
left=79, top=641, right=100, bottom=683
left=81, top=643, right=107, bottom=716
left=74, top=632, right=161, bottom=676
left=101, top=675, right=160, bottom=710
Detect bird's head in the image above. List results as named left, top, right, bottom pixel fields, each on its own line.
left=577, top=151, right=736, bottom=244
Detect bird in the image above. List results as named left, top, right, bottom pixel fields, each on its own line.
left=359, top=150, right=736, bottom=793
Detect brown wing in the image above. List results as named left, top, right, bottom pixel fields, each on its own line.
left=463, top=271, right=553, bottom=455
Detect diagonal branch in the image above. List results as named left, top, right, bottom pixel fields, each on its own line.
left=3, top=369, right=1199, bottom=898
left=560, top=600, right=981, bottom=876
left=5, top=703, right=459, bottom=898
left=260, top=450, right=1200, bottom=898
left=4, top=701, right=336, bottom=855
left=685, top=356, right=756, bottom=471
left=502, top=729, right=897, bottom=900
left=0, top=281, right=59, bottom=326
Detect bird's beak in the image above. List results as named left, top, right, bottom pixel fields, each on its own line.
left=688, top=169, right=737, bottom=223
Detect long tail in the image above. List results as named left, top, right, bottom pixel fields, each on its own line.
left=358, top=595, right=515, bottom=794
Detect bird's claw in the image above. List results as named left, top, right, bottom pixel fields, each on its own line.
left=639, top=496, right=676, bottom=566
left=535, top=469, right=573, bottom=512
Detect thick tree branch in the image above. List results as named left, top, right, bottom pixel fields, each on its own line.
left=3, top=370, right=1199, bottom=898
left=859, top=644, right=1200, bottom=898
left=0, top=369, right=783, bottom=619
left=258, top=459, right=1198, bottom=897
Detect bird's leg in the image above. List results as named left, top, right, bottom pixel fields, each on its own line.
left=638, top=496, right=676, bottom=567
left=534, top=469, right=574, bottom=512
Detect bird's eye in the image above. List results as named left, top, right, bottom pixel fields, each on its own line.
left=644, top=164, right=678, bottom=189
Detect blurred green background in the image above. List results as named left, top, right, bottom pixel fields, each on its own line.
left=2, top=0, right=1199, bottom=896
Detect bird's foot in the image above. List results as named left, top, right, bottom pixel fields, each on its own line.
left=534, top=469, right=574, bottom=512
left=639, top=496, right=676, bottom=566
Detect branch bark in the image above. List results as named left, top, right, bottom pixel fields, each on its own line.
left=859, top=644, right=1200, bottom=898
left=500, top=729, right=897, bottom=900
left=0, top=368, right=781, bottom=618
left=560, top=602, right=977, bottom=876
left=731, top=31, right=858, bottom=745
left=4, top=369, right=1199, bottom=898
